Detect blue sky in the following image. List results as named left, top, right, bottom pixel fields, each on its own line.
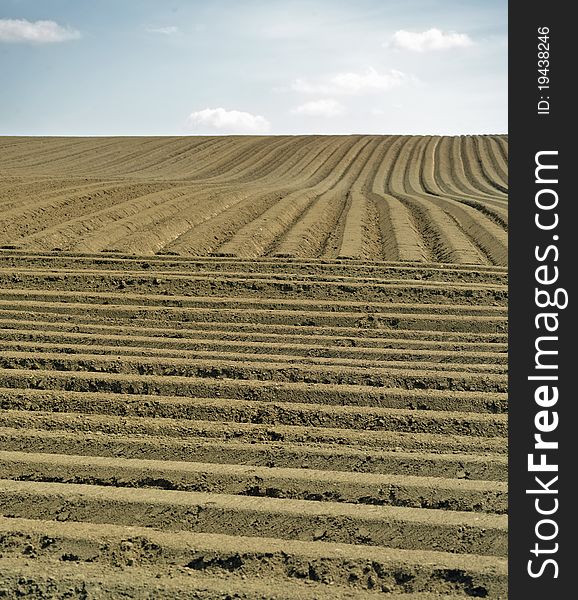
left=0, top=0, right=507, bottom=135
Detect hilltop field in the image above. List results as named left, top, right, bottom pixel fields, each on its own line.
left=0, top=135, right=508, bottom=598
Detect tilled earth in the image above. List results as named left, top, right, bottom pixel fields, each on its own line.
left=0, top=252, right=507, bottom=598
left=0, top=136, right=507, bottom=598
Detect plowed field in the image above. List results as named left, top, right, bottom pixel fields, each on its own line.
left=0, top=136, right=507, bottom=598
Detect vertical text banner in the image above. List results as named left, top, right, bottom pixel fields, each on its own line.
left=509, top=1, right=574, bottom=597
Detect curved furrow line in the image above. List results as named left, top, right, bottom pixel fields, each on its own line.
left=103, top=136, right=220, bottom=177
left=368, top=189, right=429, bottom=262
left=417, top=137, right=508, bottom=264
left=329, top=138, right=395, bottom=260
left=382, top=137, right=442, bottom=262
left=128, top=137, right=239, bottom=179
left=466, top=136, right=508, bottom=194
left=5, top=138, right=158, bottom=175
left=0, top=178, right=69, bottom=198
left=61, top=138, right=225, bottom=177
left=0, top=138, right=106, bottom=169
left=484, top=137, right=509, bottom=184
left=180, top=136, right=289, bottom=182
left=417, top=136, right=506, bottom=265
left=199, top=136, right=316, bottom=185
left=13, top=186, right=190, bottom=252
left=0, top=137, right=36, bottom=152
left=304, top=188, right=354, bottom=260
left=431, top=137, right=508, bottom=229
left=211, top=135, right=333, bottom=187
left=0, top=179, right=117, bottom=213
left=321, top=189, right=358, bottom=260
left=211, top=136, right=351, bottom=192
left=0, top=183, right=167, bottom=248
left=272, top=136, right=357, bottom=187
left=433, top=136, right=509, bottom=228
left=473, top=137, right=508, bottom=191
left=162, top=188, right=291, bottom=256
left=215, top=137, right=365, bottom=257
left=158, top=140, right=349, bottom=256
left=444, top=136, right=500, bottom=201
left=434, top=137, right=507, bottom=209
left=492, top=135, right=509, bottom=164
left=61, top=137, right=209, bottom=178
left=183, top=136, right=296, bottom=184
left=330, top=191, right=377, bottom=259
left=366, top=137, right=428, bottom=262
left=68, top=188, right=232, bottom=254
left=268, top=137, right=379, bottom=257
left=95, top=137, right=224, bottom=177
left=218, top=136, right=338, bottom=186
left=213, top=187, right=324, bottom=258
left=395, top=137, right=488, bottom=265
left=127, top=136, right=265, bottom=183
left=250, top=136, right=343, bottom=186
left=121, top=186, right=287, bottom=256
left=222, top=136, right=339, bottom=188
left=44, top=138, right=178, bottom=177
left=433, top=137, right=502, bottom=207
left=454, top=136, right=507, bottom=200
left=433, top=140, right=508, bottom=237
left=271, top=138, right=380, bottom=258
left=88, top=187, right=247, bottom=255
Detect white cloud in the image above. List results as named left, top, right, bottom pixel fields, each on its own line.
left=389, top=28, right=473, bottom=52
left=186, top=107, right=271, bottom=134
left=291, top=67, right=410, bottom=96
left=146, top=26, right=179, bottom=35
left=291, top=99, right=345, bottom=118
left=0, top=19, right=80, bottom=43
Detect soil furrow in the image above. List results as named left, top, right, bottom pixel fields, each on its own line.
left=0, top=426, right=508, bottom=479
left=0, top=480, right=509, bottom=555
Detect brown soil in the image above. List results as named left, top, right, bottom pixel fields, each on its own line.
left=0, top=135, right=507, bottom=598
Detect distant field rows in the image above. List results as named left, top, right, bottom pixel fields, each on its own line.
left=0, top=135, right=507, bottom=264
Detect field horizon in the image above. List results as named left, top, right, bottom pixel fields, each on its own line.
left=0, top=134, right=507, bottom=264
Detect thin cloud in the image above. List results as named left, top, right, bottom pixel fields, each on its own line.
left=146, top=26, right=179, bottom=35
left=291, top=67, right=410, bottom=96
left=186, top=107, right=271, bottom=134
left=0, top=18, right=81, bottom=43
left=389, top=28, right=473, bottom=52
left=291, top=99, right=345, bottom=118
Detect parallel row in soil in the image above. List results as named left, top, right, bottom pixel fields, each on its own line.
left=0, top=136, right=508, bottom=265
left=0, top=254, right=508, bottom=597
